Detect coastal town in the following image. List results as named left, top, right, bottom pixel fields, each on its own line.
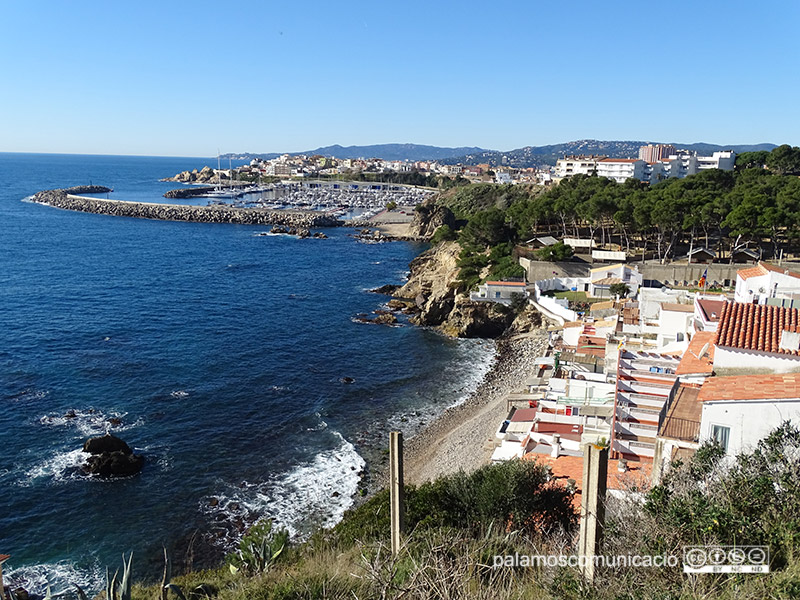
left=182, top=142, right=739, bottom=188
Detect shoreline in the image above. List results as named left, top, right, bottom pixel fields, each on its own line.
left=390, top=331, right=549, bottom=486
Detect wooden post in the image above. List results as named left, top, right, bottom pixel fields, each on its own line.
left=389, top=431, right=405, bottom=556
left=578, top=444, right=608, bottom=582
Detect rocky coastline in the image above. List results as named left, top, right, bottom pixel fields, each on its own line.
left=30, top=189, right=343, bottom=228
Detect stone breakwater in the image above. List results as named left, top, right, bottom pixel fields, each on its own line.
left=30, top=189, right=344, bottom=228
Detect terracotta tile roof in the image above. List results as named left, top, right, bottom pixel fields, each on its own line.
left=676, top=331, right=716, bottom=375
left=697, top=299, right=724, bottom=322
left=577, top=335, right=607, bottom=358
left=486, top=281, right=527, bottom=287
left=738, top=262, right=800, bottom=281
left=698, top=374, right=800, bottom=402
left=522, top=453, right=652, bottom=508
left=738, top=265, right=767, bottom=280
left=662, top=303, right=694, bottom=313
left=715, top=301, right=800, bottom=355
left=593, top=275, right=624, bottom=286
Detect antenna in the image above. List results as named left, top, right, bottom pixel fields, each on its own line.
left=690, top=342, right=710, bottom=360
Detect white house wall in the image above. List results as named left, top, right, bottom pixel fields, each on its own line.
left=701, top=399, right=800, bottom=457
left=713, top=346, right=800, bottom=373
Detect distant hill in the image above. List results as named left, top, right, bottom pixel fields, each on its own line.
left=441, top=140, right=779, bottom=168
left=222, top=140, right=777, bottom=166
left=221, top=143, right=489, bottom=162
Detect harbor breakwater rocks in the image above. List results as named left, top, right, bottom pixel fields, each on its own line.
left=31, top=189, right=344, bottom=228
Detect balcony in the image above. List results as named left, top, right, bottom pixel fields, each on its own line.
left=659, top=416, right=701, bottom=443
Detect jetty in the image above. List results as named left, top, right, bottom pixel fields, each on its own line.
left=30, top=189, right=343, bottom=228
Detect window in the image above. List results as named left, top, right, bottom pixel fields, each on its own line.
left=711, top=425, right=730, bottom=452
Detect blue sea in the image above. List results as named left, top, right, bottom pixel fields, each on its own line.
left=0, top=153, right=494, bottom=595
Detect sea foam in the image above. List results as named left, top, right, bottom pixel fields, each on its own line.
left=203, top=431, right=365, bottom=546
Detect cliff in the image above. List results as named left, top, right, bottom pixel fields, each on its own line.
left=393, top=241, right=540, bottom=338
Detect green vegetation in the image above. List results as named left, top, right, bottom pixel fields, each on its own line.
left=436, top=183, right=545, bottom=219
left=228, top=519, right=289, bottom=575
left=384, top=200, right=398, bottom=211
left=535, top=241, right=574, bottom=262
left=78, top=424, right=800, bottom=599
left=608, top=282, right=630, bottom=297
left=49, top=425, right=800, bottom=599
left=429, top=224, right=457, bottom=244
left=430, top=146, right=800, bottom=270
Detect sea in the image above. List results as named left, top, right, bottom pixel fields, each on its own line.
left=0, top=153, right=495, bottom=595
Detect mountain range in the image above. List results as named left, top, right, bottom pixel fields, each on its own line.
left=222, top=140, right=777, bottom=168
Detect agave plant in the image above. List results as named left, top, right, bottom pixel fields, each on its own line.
left=229, top=519, right=289, bottom=575
left=105, top=553, right=133, bottom=600
left=160, top=546, right=215, bottom=599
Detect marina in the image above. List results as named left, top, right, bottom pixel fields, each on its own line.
left=194, top=180, right=436, bottom=218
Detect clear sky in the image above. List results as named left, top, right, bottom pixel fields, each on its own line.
left=1, top=1, right=798, bottom=157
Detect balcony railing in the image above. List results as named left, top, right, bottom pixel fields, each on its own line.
left=659, top=416, right=701, bottom=443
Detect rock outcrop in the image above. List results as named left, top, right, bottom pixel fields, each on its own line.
left=162, top=166, right=221, bottom=183
left=406, top=198, right=456, bottom=240
left=31, top=189, right=342, bottom=228
left=389, top=239, right=538, bottom=338
left=81, top=433, right=144, bottom=477
left=390, top=241, right=513, bottom=338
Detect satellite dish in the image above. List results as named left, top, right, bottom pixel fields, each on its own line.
left=698, top=342, right=710, bottom=359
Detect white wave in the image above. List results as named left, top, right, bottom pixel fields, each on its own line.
left=447, top=340, right=497, bottom=408
left=170, top=390, right=189, bottom=398
left=38, top=408, right=137, bottom=437
left=5, top=559, right=104, bottom=598
left=202, top=432, right=365, bottom=544
left=21, top=448, right=86, bottom=485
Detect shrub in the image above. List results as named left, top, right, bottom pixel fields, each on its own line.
left=535, top=242, right=573, bottom=262
left=334, top=459, right=577, bottom=545
left=430, top=224, right=457, bottom=244
left=608, top=282, right=630, bottom=297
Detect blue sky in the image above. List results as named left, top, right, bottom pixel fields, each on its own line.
left=1, top=1, right=798, bottom=157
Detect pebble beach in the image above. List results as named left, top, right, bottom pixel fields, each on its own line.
left=403, top=331, right=550, bottom=484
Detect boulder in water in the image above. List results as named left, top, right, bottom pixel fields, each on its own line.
left=81, top=433, right=143, bottom=477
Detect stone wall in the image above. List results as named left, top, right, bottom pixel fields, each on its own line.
left=31, top=189, right=343, bottom=228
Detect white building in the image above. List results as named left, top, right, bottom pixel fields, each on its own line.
left=595, top=158, right=646, bottom=183
left=556, top=150, right=736, bottom=184
left=698, top=374, right=800, bottom=456
left=589, top=264, right=643, bottom=298
left=734, top=262, right=800, bottom=306
left=470, top=281, right=528, bottom=305
left=554, top=155, right=605, bottom=178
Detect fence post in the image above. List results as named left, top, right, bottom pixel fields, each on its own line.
left=389, top=431, right=405, bottom=556
left=578, top=443, right=608, bottom=582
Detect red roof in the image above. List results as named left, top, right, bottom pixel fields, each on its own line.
left=698, top=374, right=800, bottom=402
left=697, top=299, right=724, bottom=322
left=738, top=262, right=800, bottom=281
left=715, top=301, right=800, bottom=356
left=676, top=331, right=716, bottom=375
left=510, top=407, right=539, bottom=422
